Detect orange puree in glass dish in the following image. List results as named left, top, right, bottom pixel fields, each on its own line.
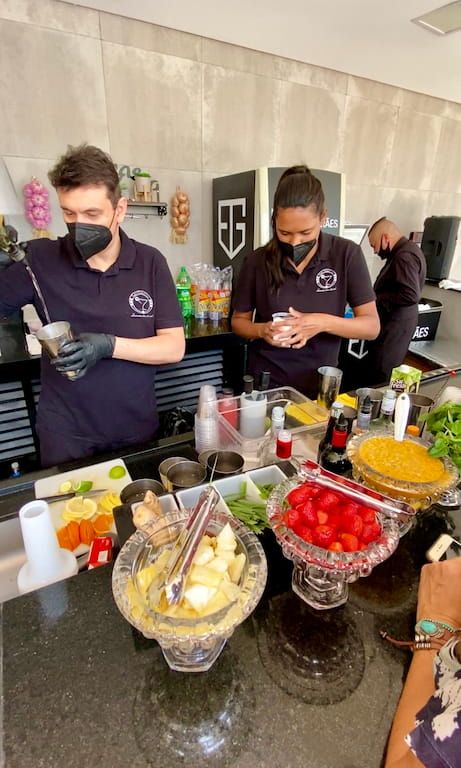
left=357, top=436, right=445, bottom=484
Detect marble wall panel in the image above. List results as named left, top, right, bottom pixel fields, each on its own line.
left=431, top=118, right=461, bottom=194
left=202, top=38, right=277, bottom=78
left=100, top=12, right=201, bottom=60
left=202, top=65, right=280, bottom=172
left=386, top=109, right=441, bottom=191
left=277, top=82, right=345, bottom=171
left=0, top=0, right=99, bottom=36
left=348, top=75, right=401, bottom=107
left=0, top=20, right=109, bottom=158
left=103, top=43, right=202, bottom=171
left=343, top=96, right=398, bottom=186
left=275, top=57, right=348, bottom=94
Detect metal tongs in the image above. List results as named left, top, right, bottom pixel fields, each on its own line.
left=299, top=459, right=415, bottom=522
left=162, top=485, right=220, bottom=605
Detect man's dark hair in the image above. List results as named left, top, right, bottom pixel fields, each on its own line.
left=264, top=165, right=325, bottom=292
left=368, top=216, right=386, bottom=236
left=48, top=144, right=121, bottom=206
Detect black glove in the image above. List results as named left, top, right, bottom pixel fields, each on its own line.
left=53, top=333, right=115, bottom=380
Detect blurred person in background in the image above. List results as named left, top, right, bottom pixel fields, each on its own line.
left=367, top=217, right=426, bottom=385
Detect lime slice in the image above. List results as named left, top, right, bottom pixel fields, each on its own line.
left=109, top=465, right=126, bottom=480
left=72, top=480, right=93, bottom=493
left=59, top=480, right=73, bottom=494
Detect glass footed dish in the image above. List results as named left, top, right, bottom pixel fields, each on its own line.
left=267, top=474, right=401, bottom=610
left=112, top=509, right=267, bottom=672
left=346, top=429, right=459, bottom=510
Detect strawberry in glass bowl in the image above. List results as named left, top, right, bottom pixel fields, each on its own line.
left=267, top=460, right=415, bottom=610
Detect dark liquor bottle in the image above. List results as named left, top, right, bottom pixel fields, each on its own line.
left=259, top=371, right=271, bottom=391
left=317, top=400, right=344, bottom=461
left=319, top=414, right=352, bottom=476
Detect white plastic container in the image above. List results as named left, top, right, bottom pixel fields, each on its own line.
left=17, top=500, right=78, bottom=594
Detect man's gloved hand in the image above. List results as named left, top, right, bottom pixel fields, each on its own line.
left=53, top=333, right=115, bottom=380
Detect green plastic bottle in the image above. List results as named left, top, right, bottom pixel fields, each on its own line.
left=175, top=266, right=193, bottom=319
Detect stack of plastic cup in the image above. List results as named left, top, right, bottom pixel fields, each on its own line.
left=195, top=385, right=219, bottom=451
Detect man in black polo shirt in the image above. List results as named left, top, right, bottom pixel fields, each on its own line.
left=366, top=217, right=426, bottom=384
left=0, top=145, right=185, bottom=466
left=232, top=166, right=379, bottom=398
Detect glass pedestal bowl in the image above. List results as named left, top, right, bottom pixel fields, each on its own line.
left=267, top=474, right=402, bottom=610
left=112, top=509, right=267, bottom=672
left=346, top=430, right=459, bottom=511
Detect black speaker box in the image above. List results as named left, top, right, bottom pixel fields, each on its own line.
left=421, top=215, right=460, bottom=281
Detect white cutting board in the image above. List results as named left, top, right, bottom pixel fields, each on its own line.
left=35, top=458, right=132, bottom=557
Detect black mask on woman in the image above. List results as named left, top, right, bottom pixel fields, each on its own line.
left=67, top=212, right=116, bottom=261
left=278, top=239, right=317, bottom=266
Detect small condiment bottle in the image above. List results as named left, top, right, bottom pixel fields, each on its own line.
left=355, top=395, right=372, bottom=433
left=276, top=429, right=292, bottom=460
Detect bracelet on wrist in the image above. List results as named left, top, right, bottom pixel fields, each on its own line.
left=380, top=619, right=461, bottom=653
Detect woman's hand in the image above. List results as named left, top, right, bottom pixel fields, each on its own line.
left=260, top=320, right=293, bottom=347
left=272, top=307, right=327, bottom=349
left=417, top=559, right=461, bottom=628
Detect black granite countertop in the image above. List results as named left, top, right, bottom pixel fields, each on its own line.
left=3, top=503, right=461, bottom=768
left=0, top=317, right=239, bottom=369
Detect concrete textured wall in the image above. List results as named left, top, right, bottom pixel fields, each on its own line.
left=1, top=0, right=461, bottom=281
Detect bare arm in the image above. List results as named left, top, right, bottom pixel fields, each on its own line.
left=385, top=559, right=461, bottom=767
left=113, top=326, right=185, bottom=365
left=385, top=653, right=433, bottom=768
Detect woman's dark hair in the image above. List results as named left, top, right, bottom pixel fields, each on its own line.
left=48, top=144, right=121, bottom=206
left=265, top=165, right=325, bottom=292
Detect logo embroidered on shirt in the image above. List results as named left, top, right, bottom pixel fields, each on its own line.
left=316, top=268, right=338, bottom=292
left=129, top=290, right=154, bottom=317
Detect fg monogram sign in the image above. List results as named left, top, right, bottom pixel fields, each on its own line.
left=217, top=198, right=247, bottom=260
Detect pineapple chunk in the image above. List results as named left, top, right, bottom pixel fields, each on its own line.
left=205, top=588, right=232, bottom=614
left=184, top=584, right=217, bottom=613
left=207, top=556, right=229, bottom=574
left=215, top=548, right=236, bottom=565
left=193, top=543, right=215, bottom=566
left=228, top=553, right=246, bottom=584
left=135, top=564, right=158, bottom=595
left=189, top=564, right=223, bottom=589
left=216, top=523, right=237, bottom=551
left=220, top=580, right=241, bottom=601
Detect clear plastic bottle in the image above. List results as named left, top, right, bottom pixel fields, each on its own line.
left=260, top=406, right=285, bottom=465
left=355, top=395, right=372, bottom=434
left=371, top=389, right=397, bottom=430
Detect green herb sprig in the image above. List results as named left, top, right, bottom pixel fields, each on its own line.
left=422, top=402, right=461, bottom=471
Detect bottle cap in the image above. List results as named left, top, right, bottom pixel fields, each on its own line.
left=277, top=429, right=292, bottom=443
left=243, top=375, right=254, bottom=394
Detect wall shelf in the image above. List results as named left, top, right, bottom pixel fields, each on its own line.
left=125, top=201, right=168, bottom=219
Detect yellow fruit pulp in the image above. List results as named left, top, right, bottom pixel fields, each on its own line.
left=358, top=436, right=445, bottom=484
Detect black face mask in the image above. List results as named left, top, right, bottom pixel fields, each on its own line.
left=378, top=239, right=391, bottom=260
left=67, top=217, right=114, bottom=261
left=278, top=239, right=317, bottom=266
